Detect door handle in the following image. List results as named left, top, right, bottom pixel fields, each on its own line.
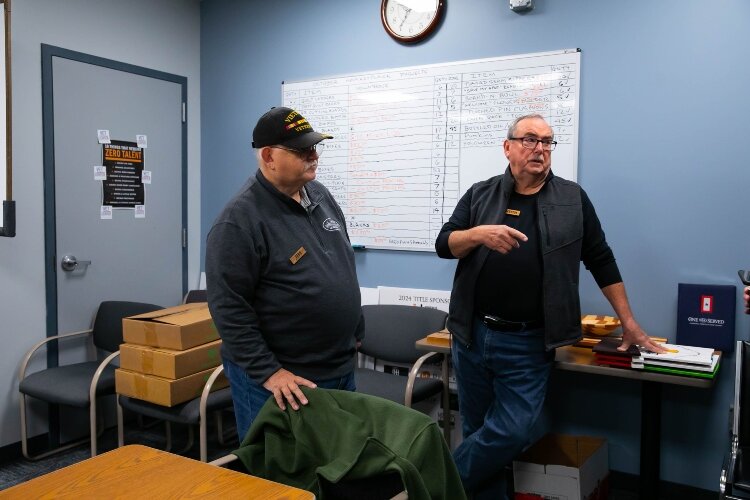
left=61, top=254, right=92, bottom=272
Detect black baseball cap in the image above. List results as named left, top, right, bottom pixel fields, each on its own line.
left=251, top=107, right=333, bottom=149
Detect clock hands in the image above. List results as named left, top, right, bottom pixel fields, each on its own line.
left=400, top=6, right=412, bottom=30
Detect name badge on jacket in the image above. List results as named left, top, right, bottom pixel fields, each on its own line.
left=290, top=246, right=306, bottom=265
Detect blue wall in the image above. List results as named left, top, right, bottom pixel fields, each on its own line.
left=201, top=0, right=750, bottom=490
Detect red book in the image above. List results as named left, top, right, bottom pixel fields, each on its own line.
left=594, top=354, right=633, bottom=368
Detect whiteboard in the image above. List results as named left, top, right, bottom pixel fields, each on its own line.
left=283, top=49, right=581, bottom=252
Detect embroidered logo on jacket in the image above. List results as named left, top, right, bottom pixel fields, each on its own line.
left=322, top=218, right=341, bottom=231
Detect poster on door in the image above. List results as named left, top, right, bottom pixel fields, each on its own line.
left=102, top=140, right=144, bottom=208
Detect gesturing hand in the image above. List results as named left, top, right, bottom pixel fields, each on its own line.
left=262, top=368, right=317, bottom=411
left=477, top=224, right=528, bottom=254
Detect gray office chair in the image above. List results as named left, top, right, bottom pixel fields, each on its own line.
left=18, top=300, right=163, bottom=459
left=183, top=289, right=207, bottom=303
left=117, top=365, right=233, bottom=462
left=356, top=304, right=450, bottom=435
left=721, top=340, right=750, bottom=498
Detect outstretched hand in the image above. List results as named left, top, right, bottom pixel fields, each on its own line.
left=263, top=368, right=317, bottom=411
left=618, top=320, right=667, bottom=354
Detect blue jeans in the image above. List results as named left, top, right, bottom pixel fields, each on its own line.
left=222, top=357, right=356, bottom=443
left=452, top=318, right=554, bottom=500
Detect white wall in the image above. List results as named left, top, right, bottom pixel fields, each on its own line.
left=0, top=0, right=201, bottom=447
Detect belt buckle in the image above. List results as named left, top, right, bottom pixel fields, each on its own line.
left=482, top=314, right=499, bottom=330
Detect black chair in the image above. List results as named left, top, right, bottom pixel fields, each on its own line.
left=183, top=289, right=207, bottom=303
left=117, top=365, right=233, bottom=461
left=18, top=300, right=163, bottom=459
left=356, top=304, right=450, bottom=438
left=722, top=340, right=750, bottom=498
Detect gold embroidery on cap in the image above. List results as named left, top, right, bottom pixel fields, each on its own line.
left=290, top=246, right=307, bottom=264
left=505, top=209, right=521, bottom=216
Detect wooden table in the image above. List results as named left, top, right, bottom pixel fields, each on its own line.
left=416, top=336, right=719, bottom=500
left=0, top=444, right=314, bottom=499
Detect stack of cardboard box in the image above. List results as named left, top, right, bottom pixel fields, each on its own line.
left=115, top=303, right=228, bottom=407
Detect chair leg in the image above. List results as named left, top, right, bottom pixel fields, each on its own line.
left=200, top=414, right=209, bottom=462
left=185, top=425, right=195, bottom=454
left=216, top=412, right=226, bottom=446
left=441, top=355, right=452, bottom=446
left=90, top=395, right=98, bottom=457
left=165, top=421, right=173, bottom=452
left=19, top=394, right=88, bottom=461
left=117, top=395, right=125, bottom=448
left=20, top=393, right=29, bottom=459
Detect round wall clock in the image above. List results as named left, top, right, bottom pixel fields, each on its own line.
left=381, top=0, right=444, bottom=43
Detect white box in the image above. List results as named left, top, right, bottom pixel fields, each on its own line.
left=513, top=434, right=608, bottom=500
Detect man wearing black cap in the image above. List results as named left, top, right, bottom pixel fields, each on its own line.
left=206, top=107, right=363, bottom=441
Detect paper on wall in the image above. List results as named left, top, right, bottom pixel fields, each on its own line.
left=377, top=286, right=451, bottom=312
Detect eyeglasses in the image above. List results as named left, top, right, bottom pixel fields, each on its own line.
left=508, top=136, right=557, bottom=151
left=269, top=143, right=325, bottom=158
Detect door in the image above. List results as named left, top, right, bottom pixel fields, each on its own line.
left=42, top=45, right=187, bottom=345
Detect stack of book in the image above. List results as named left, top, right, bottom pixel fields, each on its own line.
left=592, top=339, right=720, bottom=379
left=639, top=343, right=720, bottom=379
left=592, top=338, right=643, bottom=369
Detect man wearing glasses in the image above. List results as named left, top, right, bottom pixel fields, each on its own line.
left=436, top=114, right=665, bottom=499
left=206, top=107, right=363, bottom=441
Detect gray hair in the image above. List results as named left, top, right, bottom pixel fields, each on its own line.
left=506, top=114, right=553, bottom=139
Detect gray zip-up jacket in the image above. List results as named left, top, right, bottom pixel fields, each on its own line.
left=206, top=169, right=364, bottom=384
left=436, top=167, right=621, bottom=350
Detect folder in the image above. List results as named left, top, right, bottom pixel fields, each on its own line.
left=676, top=283, right=736, bottom=352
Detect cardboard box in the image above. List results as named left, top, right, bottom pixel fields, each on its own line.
left=119, top=340, right=222, bottom=379
left=123, top=303, right=218, bottom=350
left=513, top=434, right=608, bottom=500
left=115, top=367, right=229, bottom=407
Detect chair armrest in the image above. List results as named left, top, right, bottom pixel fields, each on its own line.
left=18, top=329, right=93, bottom=381
left=199, top=365, right=225, bottom=425
left=209, top=452, right=238, bottom=468
left=405, top=351, right=440, bottom=406
left=88, top=351, right=121, bottom=402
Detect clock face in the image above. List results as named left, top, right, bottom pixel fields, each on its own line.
left=381, top=0, right=443, bottom=43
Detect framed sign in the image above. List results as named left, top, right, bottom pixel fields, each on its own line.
left=0, top=0, right=12, bottom=237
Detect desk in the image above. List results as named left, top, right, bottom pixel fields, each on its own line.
left=0, top=444, right=314, bottom=499
left=415, top=337, right=719, bottom=500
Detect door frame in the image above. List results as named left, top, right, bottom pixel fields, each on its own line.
left=41, top=44, right=188, bottom=356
